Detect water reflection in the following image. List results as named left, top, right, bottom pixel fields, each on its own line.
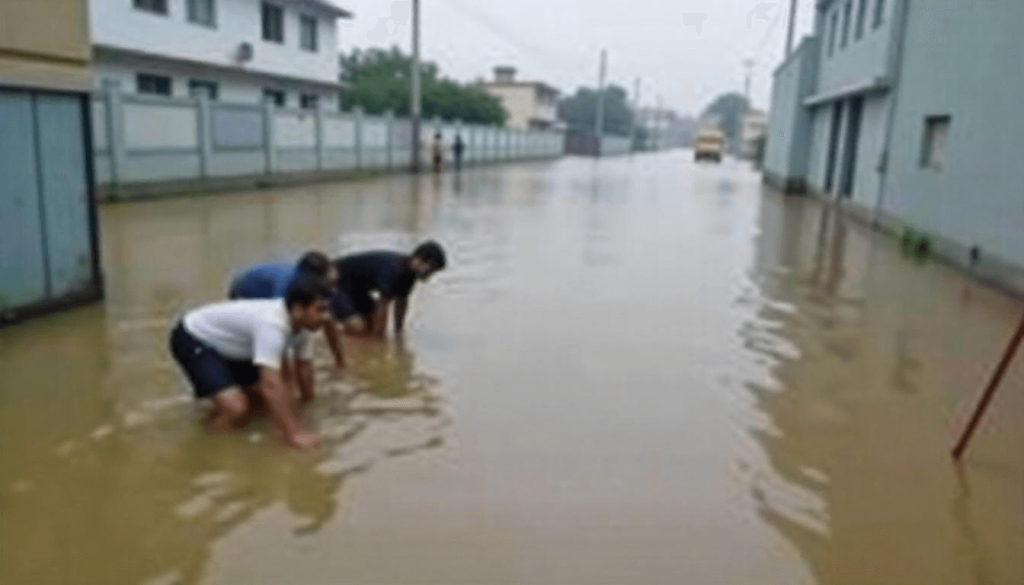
left=0, top=179, right=453, bottom=584
left=2, top=154, right=1021, bottom=584
left=0, top=329, right=450, bottom=584
left=740, top=190, right=1024, bottom=585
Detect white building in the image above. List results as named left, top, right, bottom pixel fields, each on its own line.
left=89, top=0, right=351, bottom=109
left=481, top=66, right=560, bottom=131
left=765, top=0, right=1024, bottom=294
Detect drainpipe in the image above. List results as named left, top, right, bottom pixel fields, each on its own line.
left=872, top=0, right=912, bottom=227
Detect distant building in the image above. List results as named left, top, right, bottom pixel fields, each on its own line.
left=662, top=115, right=698, bottom=149
left=89, top=0, right=351, bottom=109
left=636, top=107, right=677, bottom=150
left=741, top=108, right=768, bottom=159
left=481, top=66, right=560, bottom=130
left=0, top=0, right=103, bottom=322
left=764, top=0, right=1024, bottom=294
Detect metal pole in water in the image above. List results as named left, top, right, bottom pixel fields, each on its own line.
left=952, top=314, right=1024, bottom=460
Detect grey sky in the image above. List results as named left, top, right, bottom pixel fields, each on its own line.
left=335, top=0, right=817, bottom=115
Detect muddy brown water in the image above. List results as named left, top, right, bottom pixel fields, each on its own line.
left=1, top=152, right=1021, bottom=584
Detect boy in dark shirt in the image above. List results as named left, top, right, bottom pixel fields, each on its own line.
left=332, top=241, right=447, bottom=338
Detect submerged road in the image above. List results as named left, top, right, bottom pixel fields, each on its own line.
left=1, top=151, right=1022, bottom=584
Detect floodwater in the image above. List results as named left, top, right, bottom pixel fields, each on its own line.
left=1, top=151, right=1022, bottom=584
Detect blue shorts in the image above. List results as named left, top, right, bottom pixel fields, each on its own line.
left=169, top=322, right=260, bottom=399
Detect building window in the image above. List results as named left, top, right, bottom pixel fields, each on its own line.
left=263, top=88, right=286, bottom=107
left=262, top=3, right=284, bottom=43
left=855, top=0, right=868, bottom=40
left=300, top=15, right=318, bottom=52
left=187, top=0, right=216, bottom=27
left=133, top=0, right=168, bottom=15
left=189, top=79, right=219, bottom=100
left=137, top=73, right=172, bottom=96
left=828, top=11, right=839, bottom=57
left=101, top=78, right=123, bottom=91
left=841, top=1, right=853, bottom=48
left=873, top=0, right=886, bottom=29
left=921, top=116, right=951, bottom=171
left=300, top=93, right=320, bottom=110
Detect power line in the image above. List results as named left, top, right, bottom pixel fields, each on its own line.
left=756, top=1, right=788, bottom=51
left=436, top=0, right=590, bottom=71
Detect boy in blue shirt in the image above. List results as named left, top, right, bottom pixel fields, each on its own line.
left=229, top=251, right=346, bottom=371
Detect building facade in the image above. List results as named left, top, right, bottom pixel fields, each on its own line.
left=0, top=0, right=103, bottom=322
left=481, top=66, right=560, bottom=131
left=90, top=0, right=350, bottom=109
left=764, top=0, right=1024, bottom=293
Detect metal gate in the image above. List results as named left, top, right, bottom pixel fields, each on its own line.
left=0, top=88, right=101, bottom=322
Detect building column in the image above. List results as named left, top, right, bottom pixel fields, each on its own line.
left=354, top=107, right=364, bottom=170
left=263, top=102, right=276, bottom=174
left=104, top=88, right=126, bottom=186
left=196, top=94, right=212, bottom=178
left=384, top=110, right=394, bottom=172
left=314, top=104, right=325, bottom=172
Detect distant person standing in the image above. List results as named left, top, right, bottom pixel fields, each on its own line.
left=452, top=133, right=465, bottom=171
left=331, top=241, right=447, bottom=339
left=431, top=132, right=444, bottom=172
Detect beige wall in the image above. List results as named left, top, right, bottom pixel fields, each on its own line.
left=484, top=85, right=534, bottom=130
left=0, top=0, right=92, bottom=91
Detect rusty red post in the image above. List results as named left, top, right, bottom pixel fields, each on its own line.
left=952, top=314, right=1024, bottom=460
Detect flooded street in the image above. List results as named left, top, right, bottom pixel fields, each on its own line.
left=1, top=151, right=1022, bottom=584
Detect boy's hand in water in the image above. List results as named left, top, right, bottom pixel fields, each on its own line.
left=289, top=432, right=323, bottom=450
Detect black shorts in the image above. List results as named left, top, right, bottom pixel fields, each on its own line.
left=330, top=288, right=374, bottom=322
left=169, top=322, right=260, bottom=400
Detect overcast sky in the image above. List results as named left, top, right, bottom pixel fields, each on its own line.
left=335, top=0, right=817, bottom=115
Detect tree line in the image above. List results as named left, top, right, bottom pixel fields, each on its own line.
left=339, top=47, right=506, bottom=126
left=340, top=46, right=750, bottom=144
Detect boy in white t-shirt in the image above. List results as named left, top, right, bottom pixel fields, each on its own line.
left=169, top=274, right=330, bottom=449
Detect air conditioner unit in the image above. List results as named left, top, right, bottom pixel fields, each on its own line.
left=236, top=42, right=254, bottom=63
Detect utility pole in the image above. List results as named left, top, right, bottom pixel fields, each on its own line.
left=628, top=77, right=641, bottom=152
left=785, top=0, right=799, bottom=57
left=594, top=49, right=607, bottom=146
left=655, top=94, right=663, bottom=151
left=742, top=59, right=756, bottom=158
left=410, top=0, right=422, bottom=173
left=743, top=59, right=755, bottom=105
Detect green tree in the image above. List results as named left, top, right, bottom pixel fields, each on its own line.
left=339, top=47, right=506, bottom=126
left=558, top=85, right=633, bottom=137
left=700, top=92, right=750, bottom=142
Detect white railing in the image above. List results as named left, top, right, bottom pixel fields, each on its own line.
left=601, top=135, right=632, bottom=156
left=91, top=91, right=566, bottom=189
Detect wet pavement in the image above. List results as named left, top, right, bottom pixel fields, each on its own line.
left=0, top=151, right=1022, bottom=584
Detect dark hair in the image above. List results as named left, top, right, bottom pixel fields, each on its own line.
left=412, top=240, right=447, bottom=271
left=285, top=273, right=331, bottom=310
left=296, top=251, right=331, bottom=278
